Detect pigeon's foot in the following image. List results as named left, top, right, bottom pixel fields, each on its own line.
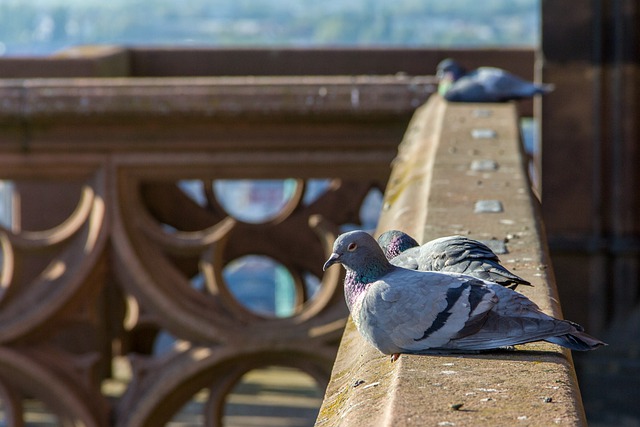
left=390, top=353, right=400, bottom=362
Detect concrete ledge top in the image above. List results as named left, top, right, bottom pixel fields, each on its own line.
left=315, top=95, right=587, bottom=427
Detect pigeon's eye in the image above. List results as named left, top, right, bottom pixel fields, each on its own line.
left=347, top=242, right=357, bottom=252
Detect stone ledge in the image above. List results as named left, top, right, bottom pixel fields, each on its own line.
left=0, top=75, right=436, bottom=154
left=0, top=45, right=130, bottom=78
left=315, top=95, right=587, bottom=426
left=0, top=75, right=436, bottom=119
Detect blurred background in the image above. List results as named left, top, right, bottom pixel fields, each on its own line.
left=0, top=1, right=638, bottom=426
left=0, top=0, right=538, bottom=55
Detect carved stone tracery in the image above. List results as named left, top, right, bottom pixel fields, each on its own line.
left=0, top=158, right=386, bottom=426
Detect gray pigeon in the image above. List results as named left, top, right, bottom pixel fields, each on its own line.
left=376, top=230, right=531, bottom=289
left=437, top=58, right=554, bottom=103
left=324, top=230, right=605, bottom=360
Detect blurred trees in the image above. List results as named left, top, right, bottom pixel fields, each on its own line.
left=0, top=0, right=538, bottom=55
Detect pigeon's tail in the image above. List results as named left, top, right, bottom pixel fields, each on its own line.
left=480, top=265, right=532, bottom=290
left=535, top=83, right=555, bottom=94
left=545, top=330, right=607, bottom=351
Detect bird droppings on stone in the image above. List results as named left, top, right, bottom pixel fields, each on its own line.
left=470, top=159, right=499, bottom=172
left=352, top=379, right=365, bottom=388
left=362, top=382, right=380, bottom=390
left=474, top=199, right=504, bottom=213
left=471, top=128, right=498, bottom=139
left=477, top=388, right=501, bottom=393
left=472, top=108, right=493, bottom=117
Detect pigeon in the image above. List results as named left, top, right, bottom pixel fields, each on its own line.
left=323, top=230, right=605, bottom=360
left=436, top=58, right=554, bottom=103
left=376, top=230, right=531, bottom=289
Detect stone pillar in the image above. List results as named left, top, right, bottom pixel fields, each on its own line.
left=542, top=1, right=640, bottom=424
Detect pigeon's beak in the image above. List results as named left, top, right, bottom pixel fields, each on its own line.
left=323, top=252, right=340, bottom=271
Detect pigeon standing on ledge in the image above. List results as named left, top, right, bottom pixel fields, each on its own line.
left=437, top=58, right=554, bottom=103
left=377, top=230, right=531, bottom=289
left=324, top=230, right=605, bottom=360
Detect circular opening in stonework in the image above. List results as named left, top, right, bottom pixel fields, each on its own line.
left=168, top=386, right=210, bottom=426
left=213, top=179, right=298, bottom=224
left=302, top=272, right=322, bottom=301
left=359, top=187, right=383, bottom=229
left=339, top=186, right=384, bottom=233
left=0, top=180, right=14, bottom=230
left=302, top=179, right=332, bottom=206
left=0, top=238, right=5, bottom=298
left=223, top=255, right=299, bottom=318
left=222, top=366, right=324, bottom=427
left=178, top=179, right=207, bottom=207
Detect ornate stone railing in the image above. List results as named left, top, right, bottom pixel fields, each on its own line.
left=0, top=74, right=434, bottom=426
left=315, top=95, right=588, bottom=426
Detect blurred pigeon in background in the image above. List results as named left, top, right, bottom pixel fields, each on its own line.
left=324, top=230, right=605, bottom=360
left=437, top=58, right=554, bottom=102
left=377, top=230, right=531, bottom=289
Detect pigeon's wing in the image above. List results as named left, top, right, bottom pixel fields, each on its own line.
left=444, top=77, right=493, bottom=102
left=420, top=236, right=499, bottom=267
left=393, top=236, right=531, bottom=288
left=357, top=270, right=498, bottom=353
left=441, top=236, right=499, bottom=262
left=445, top=67, right=552, bottom=102
left=461, top=260, right=531, bottom=288
left=355, top=269, right=604, bottom=354
left=387, top=236, right=484, bottom=271
left=443, top=284, right=578, bottom=350
left=353, top=273, right=448, bottom=354
left=388, top=246, right=421, bottom=270
left=474, top=67, right=551, bottom=100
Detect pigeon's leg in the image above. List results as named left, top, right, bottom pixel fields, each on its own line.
left=390, top=353, right=400, bottom=362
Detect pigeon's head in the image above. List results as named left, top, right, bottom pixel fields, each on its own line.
left=323, top=230, right=389, bottom=274
left=376, top=230, right=419, bottom=260
left=436, top=58, right=466, bottom=81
